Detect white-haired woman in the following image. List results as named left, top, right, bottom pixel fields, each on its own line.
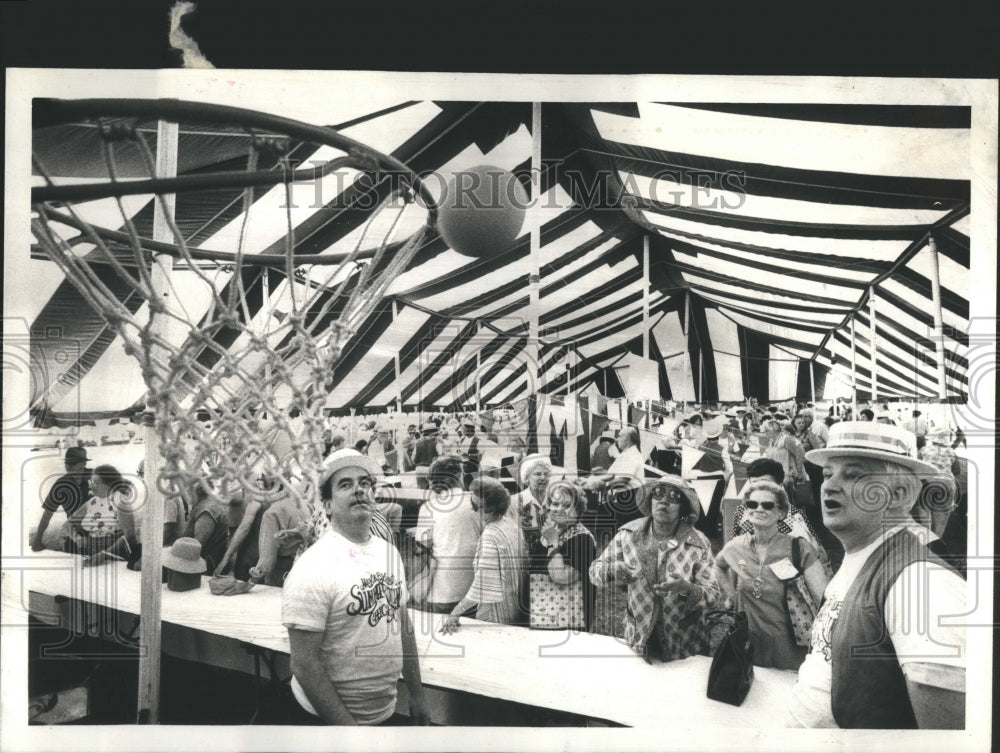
left=509, top=454, right=554, bottom=549
left=714, top=480, right=829, bottom=670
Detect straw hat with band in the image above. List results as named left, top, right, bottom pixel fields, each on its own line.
left=421, top=422, right=439, bottom=434
left=320, top=448, right=383, bottom=487
left=598, top=430, right=616, bottom=443
left=637, top=477, right=701, bottom=521
left=804, top=421, right=938, bottom=478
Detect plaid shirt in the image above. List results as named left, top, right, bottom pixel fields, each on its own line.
left=590, top=518, right=722, bottom=659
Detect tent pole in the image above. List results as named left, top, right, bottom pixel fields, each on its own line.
left=850, top=315, right=858, bottom=418
left=475, top=320, right=482, bottom=412
left=868, top=286, right=878, bottom=404
left=927, top=234, right=948, bottom=400
left=137, top=119, right=178, bottom=725
left=642, top=234, right=650, bottom=360
left=527, top=103, right=542, bottom=404
left=392, top=299, right=403, bottom=412
left=809, top=359, right=816, bottom=404
left=698, top=351, right=703, bottom=405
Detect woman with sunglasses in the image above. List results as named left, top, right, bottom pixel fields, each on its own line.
left=714, top=480, right=829, bottom=670
left=589, top=477, right=722, bottom=662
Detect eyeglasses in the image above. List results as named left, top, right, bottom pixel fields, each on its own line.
left=650, top=486, right=685, bottom=504
left=744, top=500, right=777, bottom=511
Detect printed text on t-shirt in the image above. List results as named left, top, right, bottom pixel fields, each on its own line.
left=347, top=572, right=403, bottom=626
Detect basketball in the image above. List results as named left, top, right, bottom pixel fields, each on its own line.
left=437, top=165, right=529, bottom=258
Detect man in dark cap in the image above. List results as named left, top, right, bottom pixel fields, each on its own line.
left=31, top=446, right=91, bottom=551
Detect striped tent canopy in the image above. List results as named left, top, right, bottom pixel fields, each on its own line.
left=27, top=99, right=970, bottom=419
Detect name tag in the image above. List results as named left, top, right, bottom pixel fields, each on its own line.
left=769, top=557, right=800, bottom=580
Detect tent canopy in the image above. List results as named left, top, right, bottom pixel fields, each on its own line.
left=28, top=99, right=970, bottom=418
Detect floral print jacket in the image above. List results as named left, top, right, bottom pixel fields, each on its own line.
left=590, top=517, right=722, bottom=660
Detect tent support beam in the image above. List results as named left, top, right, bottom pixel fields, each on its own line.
left=642, top=234, right=650, bottom=360
left=927, top=234, right=949, bottom=400
left=869, top=286, right=878, bottom=404
left=850, top=315, right=858, bottom=417
left=807, top=202, right=969, bottom=371
left=527, top=102, right=541, bottom=397
left=137, top=119, right=178, bottom=725
left=475, top=319, right=482, bottom=412
left=393, top=299, right=403, bottom=411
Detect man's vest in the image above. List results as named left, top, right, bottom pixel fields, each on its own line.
left=831, top=528, right=959, bottom=728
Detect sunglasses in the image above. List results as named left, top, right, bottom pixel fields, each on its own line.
left=650, top=486, right=685, bottom=504
left=745, top=499, right=777, bottom=511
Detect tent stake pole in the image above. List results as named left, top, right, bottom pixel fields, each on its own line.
left=137, top=119, right=178, bottom=725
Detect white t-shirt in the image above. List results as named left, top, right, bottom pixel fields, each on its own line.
left=787, top=525, right=965, bottom=728
left=415, top=490, right=483, bottom=604
left=282, top=530, right=408, bottom=725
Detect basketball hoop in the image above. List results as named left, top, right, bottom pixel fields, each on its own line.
left=31, top=98, right=438, bottom=509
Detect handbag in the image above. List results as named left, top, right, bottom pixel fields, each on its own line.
left=784, top=537, right=818, bottom=647
left=705, top=609, right=754, bottom=706
left=791, top=479, right=815, bottom=509
left=529, top=573, right=585, bottom=630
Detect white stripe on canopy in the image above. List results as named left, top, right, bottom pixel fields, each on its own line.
left=705, top=308, right=745, bottom=401
left=769, top=344, right=799, bottom=400
left=623, top=172, right=949, bottom=227
left=594, top=103, right=970, bottom=180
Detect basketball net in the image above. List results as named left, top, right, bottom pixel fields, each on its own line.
left=31, top=99, right=436, bottom=514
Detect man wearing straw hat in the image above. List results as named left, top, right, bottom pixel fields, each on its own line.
left=786, top=422, right=965, bottom=729
left=411, top=421, right=442, bottom=490
left=281, top=449, right=429, bottom=725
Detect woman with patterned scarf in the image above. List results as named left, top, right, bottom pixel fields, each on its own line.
left=589, top=477, right=722, bottom=662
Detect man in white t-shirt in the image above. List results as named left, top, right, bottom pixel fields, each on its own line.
left=281, top=449, right=429, bottom=725
left=787, top=421, right=965, bottom=729
left=412, top=454, right=484, bottom=612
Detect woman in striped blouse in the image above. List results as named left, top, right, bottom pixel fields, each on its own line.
left=441, top=477, right=526, bottom=631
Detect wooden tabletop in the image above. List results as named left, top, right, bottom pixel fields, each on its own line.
left=10, top=552, right=797, bottom=728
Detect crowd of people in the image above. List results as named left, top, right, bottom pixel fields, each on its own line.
left=29, top=397, right=968, bottom=728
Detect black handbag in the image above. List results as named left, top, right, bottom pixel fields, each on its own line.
left=705, top=609, right=754, bottom=706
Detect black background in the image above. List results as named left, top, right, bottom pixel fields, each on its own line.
left=1, top=0, right=998, bottom=75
